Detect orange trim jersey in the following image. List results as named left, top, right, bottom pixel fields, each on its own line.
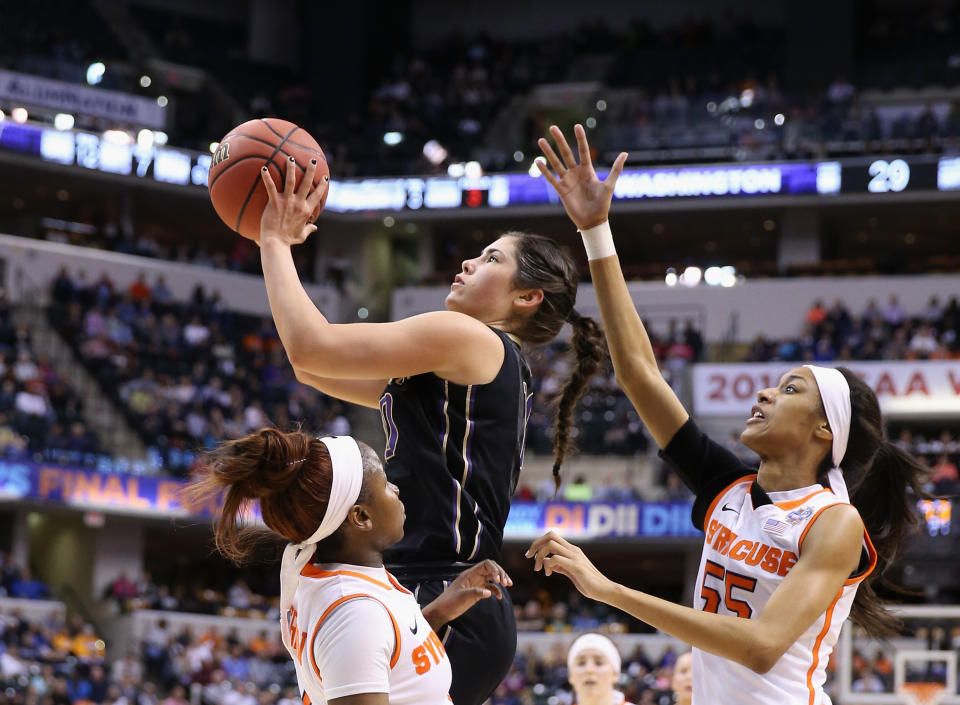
left=693, top=478, right=877, bottom=705
left=282, top=563, right=452, bottom=704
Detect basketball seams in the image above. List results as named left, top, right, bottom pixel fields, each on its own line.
left=234, top=125, right=299, bottom=233
left=259, top=119, right=327, bottom=160
left=209, top=154, right=284, bottom=191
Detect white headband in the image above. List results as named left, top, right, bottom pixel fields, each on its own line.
left=803, top=365, right=852, bottom=502
left=568, top=633, right=622, bottom=674
left=279, top=436, right=364, bottom=655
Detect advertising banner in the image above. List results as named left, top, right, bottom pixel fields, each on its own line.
left=0, top=70, right=167, bottom=128
left=693, top=361, right=960, bottom=418
left=0, top=460, right=700, bottom=539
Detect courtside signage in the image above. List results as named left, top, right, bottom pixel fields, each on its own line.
left=0, top=461, right=699, bottom=538
left=693, top=361, right=960, bottom=417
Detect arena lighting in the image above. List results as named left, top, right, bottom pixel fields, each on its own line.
left=447, top=163, right=466, bottom=177
left=585, top=116, right=597, bottom=129
left=86, top=62, right=105, bottom=85
left=513, top=150, right=524, bottom=162
left=422, top=139, right=447, bottom=165
left=529, top=157, right=546, bottom=177
left=681, top=266, right=702, bottom=287
left=704, top=266, right=723, bottom=286
left=139, top=75, right=152, bottom=88
left=706, top=101, right=717, bottom=113
left=156, top=95, right=168, bottom=107
left=137, top=129, right=154, bottom=148
left=152, top=130, right=168, bottom=145
left=357, top=307, right=370, bottom=320
left=464, top=161, right=483, bottom=178
left=665, top=268, right=678, bottom=287
left=103, top=129, right=133, bottom=145
left=11, top=107, right=28, bottom=123
left=596, top=99, right=607, bottom=111
left=774, top=113, right=786, bottom=126
left=383, top=131, right=403, bottom=146
left=720, top=266, right=737, bottom=287
left=209, top=142, right=219, bottom=153
left=740, top=88, right=755, bottom=108
left=754, top=119, right=766, bottom=130
left=53, top=113, right=75, bottom=131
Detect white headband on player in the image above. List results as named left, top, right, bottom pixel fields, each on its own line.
left=279, top=435, right=364, bottom=654
left=804, top=365, right=852, bottom=502
left=568, top=633, right=622, bottom=674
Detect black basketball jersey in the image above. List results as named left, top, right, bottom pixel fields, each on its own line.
left=379, top=327, right=533, bottom=566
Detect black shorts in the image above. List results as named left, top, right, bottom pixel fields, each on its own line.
left=393, top=571, right=516, bottom=705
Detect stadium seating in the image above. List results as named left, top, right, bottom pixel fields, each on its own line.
left=47, top=271, right=352, bottom=477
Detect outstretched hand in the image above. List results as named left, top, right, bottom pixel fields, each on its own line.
left=422, top=559, right=513, bottom=630
left=259, top=156, right=329, bottom=246
left=537, top=124, right=628, bottom=231
left=526, top=530, right=614, bottom=602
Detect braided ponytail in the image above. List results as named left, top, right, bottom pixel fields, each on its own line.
left=551, top=310, right=606, bottom=492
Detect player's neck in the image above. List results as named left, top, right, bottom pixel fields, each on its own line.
left=756, top=454, right=820, bottom=493
left=312, top=543, right=384, bottom=569
left=575, top=693, right=611, bottom=705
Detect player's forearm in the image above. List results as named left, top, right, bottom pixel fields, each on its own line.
left=588, top=253, right=661, bottom=382
left=598, top=582, right=779, bottom=673
left=260, top=238, right=332, bottom=366
left=419, top=601, right=450, bottom=633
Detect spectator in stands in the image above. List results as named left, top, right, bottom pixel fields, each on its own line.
left=8, top=567, right=49, bottom=600
left=129, top=273, right=152, bottom=302
left=930, top=453, right=958, bottom=493
left=883, top=295, right=907, bottom=328
left=806, top=299, right=828, bottom=326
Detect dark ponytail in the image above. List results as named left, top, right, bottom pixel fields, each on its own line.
left=507, top=232, right=608, bottom=489
left=190, top=428, right=371, bottom=564
left=550, top=311, right=606, bottom=491
left=828, top=368, right=929, bottom=636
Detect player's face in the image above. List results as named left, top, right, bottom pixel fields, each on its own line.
left=671, top=652, right=693, bottom=703
left=444, top=236, right=522, bottom=322
left=568, top=649, right=618, bottom=698
left=740, top=366, right=829, bottom=460
left=364, top=461, right=405, bottom=549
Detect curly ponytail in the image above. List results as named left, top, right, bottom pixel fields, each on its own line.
left=190, top=428, right=349, bottom=564
left=550, top=311, right=606, bottom=491
left=507, top=231, right=608, bottom=490
left=826, top=369, right=930, bottom=636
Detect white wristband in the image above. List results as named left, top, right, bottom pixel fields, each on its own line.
left=578, top=221, right=616, bottom=261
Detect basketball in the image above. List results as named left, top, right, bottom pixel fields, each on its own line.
left=207, top=118, right=329, bottom=241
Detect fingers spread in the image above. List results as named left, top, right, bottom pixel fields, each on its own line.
left=605, top=151, right=629, bottom=190
left=538, top=138, right=567, bottom=175
left=535, top=159, right=561, bottom=190
left=550, top=125, right=578, bottom=169
left=574, top=123, right=592, bottom=168
left=284, top=156, right=297, bottom=195
left=306, top=173, right=329, bottom=211
left=260, top=167, right=278, bottom=200
left=297, top=158, right=316, bottom=198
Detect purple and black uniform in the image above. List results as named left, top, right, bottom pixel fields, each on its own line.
left=380, top=327, right=532, bottom=705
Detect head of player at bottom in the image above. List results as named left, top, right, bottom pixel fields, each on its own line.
left=190, top=427, right=511, bottom=630
left=566, top=633, right=628, bottom=705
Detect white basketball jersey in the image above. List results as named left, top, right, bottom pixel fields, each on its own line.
left=692, top=476, right=876, bottom=705
left=283, top=562, right=453, bottom=705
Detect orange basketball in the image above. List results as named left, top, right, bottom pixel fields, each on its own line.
left=207, top=118, right=329, bottom=241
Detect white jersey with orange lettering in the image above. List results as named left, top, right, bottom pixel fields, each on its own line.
left=282, top=562, right=452, bottom=705
left=692, top=476, right=877, bottom=705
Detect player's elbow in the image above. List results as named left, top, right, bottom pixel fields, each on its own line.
left=743, top=638, right=785, bottom=674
